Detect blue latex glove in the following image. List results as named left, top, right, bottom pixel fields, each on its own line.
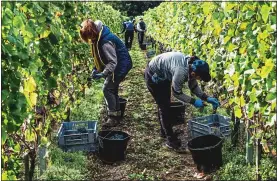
left=93, top=72, right=104, bottom=80
left=194, top=99, right=204, bottom=108
left=151, top=73, right=165, bottom=84
left=91, top=67, right=99, bottom=78
left=207, top=97, right=220, bottom=109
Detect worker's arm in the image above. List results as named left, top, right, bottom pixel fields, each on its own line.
left=101, top=41, right=117, bottom=76
left=171, top=67, right=196, bottom=104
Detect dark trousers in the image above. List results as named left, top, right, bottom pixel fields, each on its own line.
left=103, top=75, right=124, bottom=116
left=138, top=31, right=144, bottom=46
left=125, top=30, right=134, bottom=49
left=144, top=66, right=174, bottom=137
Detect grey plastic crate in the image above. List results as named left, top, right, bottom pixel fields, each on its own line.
left=57, top=121, right=98, bottom=152
left=188, top=114, right=231, bottom=139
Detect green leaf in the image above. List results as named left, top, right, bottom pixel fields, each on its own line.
left=252, top=62, right=259, bottom=69
left=260, top=4, right=271, bottom=23
left=7, top=35, right=17, bottom=44
left=38, top=15, right=46, bottom=23
left=265, top=92, right=276, bottom=102
left=49, top=33, right=59, bottom=45
left=13, top=16, right=24, bottom=29
left=2, top=90, right=9, bottom=101
left=24, top=25, right=36, bottom=38
left=1, top=127, right=7, bottom=144
left=234, top=105, right=242, bottom=118
left=47, top=77, right=58, bottom=88
left=247, top=103, right=255, bottom=118
left=41, top=136, right=48, bottom=145
left=5, top=8, right=13, bottom=19
left=14, top=144, right=20, bottom=153
left=2, top=15, right=12, bottom=26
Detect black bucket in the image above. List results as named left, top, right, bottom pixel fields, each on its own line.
left=98, top=130, right=130, bottom=164
left=158, top=101, right=185, bottom=126
left=169, top=101, right=185, bottom=126
left=104, top=97, right=127, bottom=118
left=119, top=97, right=127, bottom=117
left=188, top=134, right=223, bottom=173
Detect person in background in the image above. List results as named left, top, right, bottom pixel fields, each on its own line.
left=80, top=19, right=132, bottom=127
left=120, top=18, right=135, bottom=50
left=144, top=52, right=220, bottom=152
left=136, top=17, right=146, bottom=49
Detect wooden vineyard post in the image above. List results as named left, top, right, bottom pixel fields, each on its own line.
left=24, top=153, right=30, bottom=181
left=256, top=138, right=262, bottom=181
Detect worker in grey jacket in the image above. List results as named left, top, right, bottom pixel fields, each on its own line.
left=144, top=52, right=220, bottom=152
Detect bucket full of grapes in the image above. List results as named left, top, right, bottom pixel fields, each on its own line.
left=97, top=130, right=130, bottom=164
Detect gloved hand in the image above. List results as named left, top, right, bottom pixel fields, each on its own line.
left=194, top=99, right=205, bottom=108
left=207, top=97, right=220, bottom=109
left=91, top=68, right=99, bottom=78
left=151, top=73, right=164, bottom=84
left=92, top=72, right=104, bottom=80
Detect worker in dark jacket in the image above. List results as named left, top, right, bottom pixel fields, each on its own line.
left=144, top=52, right=220, bottom=152
left=137, top=18, right=146, bottom=49
left=80, top=19, right=133, bottom=127
left=121, top=18, right=135, bottom=50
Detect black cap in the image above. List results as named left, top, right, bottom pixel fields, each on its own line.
left=192, top=60, right=211, bottom=82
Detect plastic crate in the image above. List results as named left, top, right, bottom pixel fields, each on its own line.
left=188, top=114, right=231, bottom=139
left=57, top=121, right=98, bottom=152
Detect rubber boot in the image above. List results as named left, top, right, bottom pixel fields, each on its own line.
left=102, top=111, right=120, bottom=128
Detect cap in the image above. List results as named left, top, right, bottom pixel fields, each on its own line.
left=192, top=60, right=211, bottom=82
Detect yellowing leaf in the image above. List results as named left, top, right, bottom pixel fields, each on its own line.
left=202, top=2, right=212, bottom=15
left=24, top=76, right=36, bottom=93
left=226, top=3, right=237, bottom=11
left=39, top=29, right=51, bottom=39
left=239, top=22, right=247, bottom=30
left=213, top=20, right=222, bottom=36
left=258, top=30, right=269, bottom=40
left=25, top=129, right=36, bottom=142
left=2, top=171, right=8, bottom=181
left=231, top=73, right=239, bottom=87
left=240, top=95, right=245, bottom=107
left=227, top=43, right=238, bottom=52
left=258, top=59, right=274, bottom=78
left=224, top=36, right=231, bottom=44
left=30, top=92, right=37, bottom=106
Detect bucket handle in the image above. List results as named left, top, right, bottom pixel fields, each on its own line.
left=98, top=137, right=104, bottom=148
left=189, top=134, right=224, bottom=151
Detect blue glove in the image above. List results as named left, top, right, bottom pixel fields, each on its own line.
left=93, top=72, right=104, bottom=80
left=194, top=99, right=204, bottom=108
left=207, top=97, right=220, bottom=109
left=151, top=73, right=164, bottom=84
left=91, top=68, right=99, bottom=78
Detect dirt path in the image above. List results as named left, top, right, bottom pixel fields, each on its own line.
left=87, top=42, right=202, bottom=180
